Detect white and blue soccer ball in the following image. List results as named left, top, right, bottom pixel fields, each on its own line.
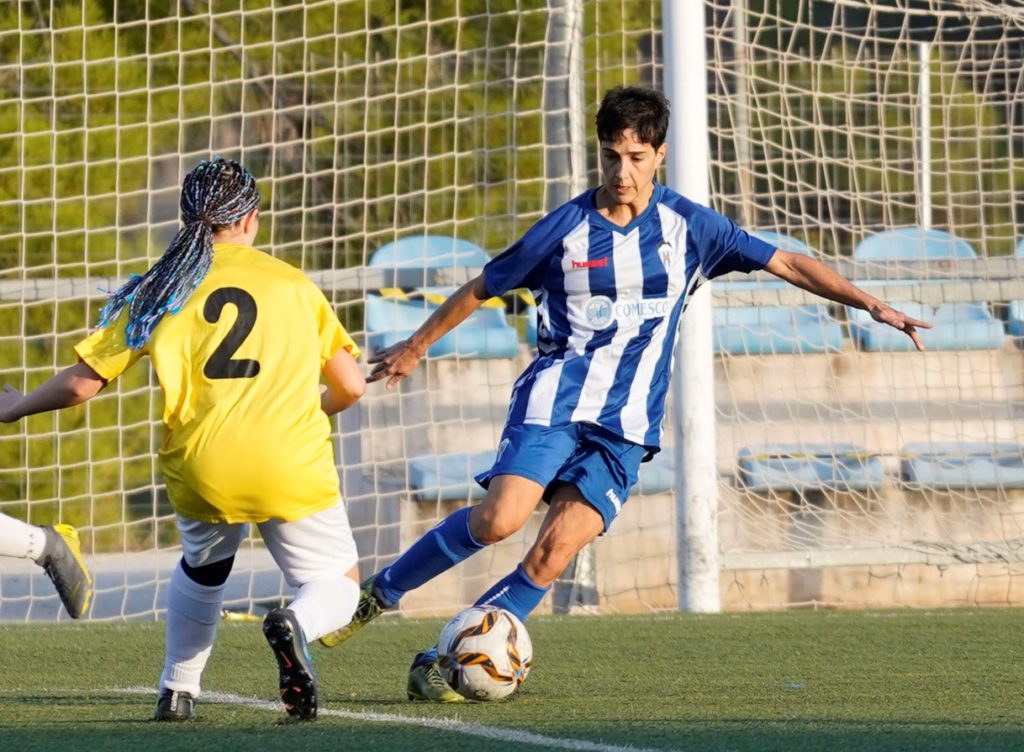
left=437, top=605, right=532, bottom=701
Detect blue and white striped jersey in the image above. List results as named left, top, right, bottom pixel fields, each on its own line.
left=484, top=182, right=776, bottom=450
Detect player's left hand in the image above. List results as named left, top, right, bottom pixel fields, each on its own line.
left=0, top=384, right=24, bottom=423
left=367, top=339, right=426, bottom=390
left=869, top=303, right=932, bottom=352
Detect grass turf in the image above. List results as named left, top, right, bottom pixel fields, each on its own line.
left=1, top=609, right=1023, bottom=751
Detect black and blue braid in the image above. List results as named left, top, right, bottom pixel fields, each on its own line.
left=97, top=156, right=261, bottom=349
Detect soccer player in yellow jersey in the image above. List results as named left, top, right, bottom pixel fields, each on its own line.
left=0, top=158, right=365, bottom=723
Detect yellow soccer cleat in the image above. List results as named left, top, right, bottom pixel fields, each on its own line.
left=407, top=659, right=466, bottom=703
left=38, top=524, right=93, bottom=619
left=319, top=573, right=387, bottom=647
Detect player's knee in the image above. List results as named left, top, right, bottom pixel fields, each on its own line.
left=470, top=504, right=527, bottom=545
left=181, top=555, right=234, bottom=587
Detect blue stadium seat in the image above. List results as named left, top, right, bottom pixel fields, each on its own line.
left=365, top=236, right=519, bottom=358
left=1009, top=299, right=1024, bottom=339
left=736, top=444, right=885, bottom=494
left=1008, top=238, right=1024, bottom=339
left=846, top=228, right=1005, bottom=351
left=408, top=451, right=494, bottom=501
left=714, top=231, right=843, bottom=355
left=370, top=234, right=490, bottom=270
left=900, top=442, right=1024, bottom=490
left=408, top=448, right=675, bottom=502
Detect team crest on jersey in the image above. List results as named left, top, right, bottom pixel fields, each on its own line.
left=658, top=241, right=673, bottom=266
left=584, top=295, right=614, bottom=329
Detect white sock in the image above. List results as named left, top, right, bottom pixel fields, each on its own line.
left=158, top=562, right=225, bottom=698
left=289, top=576, right=359, bottom=643
left=0, top=513, right=46, bottom=560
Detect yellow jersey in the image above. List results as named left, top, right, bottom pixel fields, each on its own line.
left=74, top=242, right=361, bottom=523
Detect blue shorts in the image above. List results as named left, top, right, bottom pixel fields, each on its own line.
left=474, top=422, right=649, bottom=531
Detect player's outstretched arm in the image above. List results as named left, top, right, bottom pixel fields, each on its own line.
left=764, top=248, right=933, bottom=352
left=321, top=347, right=365, bottom=416
left=0, top=361, right=106, bottom=423
left=368, top=273, right=490, bottom=390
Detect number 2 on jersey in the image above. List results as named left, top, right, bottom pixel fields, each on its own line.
left=203, top=287, right=261, bottom=379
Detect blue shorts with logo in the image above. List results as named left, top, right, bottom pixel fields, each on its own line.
left=474, top=421, right=649, bottom=531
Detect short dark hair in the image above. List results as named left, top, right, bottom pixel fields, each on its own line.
left=595, top=86, right=671, bottom=149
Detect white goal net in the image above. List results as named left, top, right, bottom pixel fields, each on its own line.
left=1, top=0, right=1023, bottom=620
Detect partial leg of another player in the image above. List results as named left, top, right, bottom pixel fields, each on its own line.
left=259, top=502, right=360, bottom=721
left=0, top=512, right=93, bottom=619
left=408, top=484, right=605, bottom=700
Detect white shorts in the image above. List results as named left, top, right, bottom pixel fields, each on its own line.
left=176, top=501, right=358, bottom=587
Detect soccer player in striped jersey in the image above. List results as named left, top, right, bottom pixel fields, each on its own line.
left=0, top=158, right=365, bottom=722
left=321, top=86, right=931, bottom=701
left=0, top=512, right=93, bottom=618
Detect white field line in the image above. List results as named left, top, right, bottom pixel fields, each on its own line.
left=113, top=686, right=681, bottom=752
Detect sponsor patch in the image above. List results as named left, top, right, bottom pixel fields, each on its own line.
left=582, top=295, right=671, bottom=329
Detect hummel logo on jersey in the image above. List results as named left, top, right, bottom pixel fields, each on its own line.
left=604, top=488, right=623, bottom=512
left=571, top=258, right=608, bottom=269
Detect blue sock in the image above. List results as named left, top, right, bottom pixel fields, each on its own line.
left=413, top=646, right=439, bottom=667
left=415, top=566, right=550, bottom=669
left=376, top=507, right=484, bottom=606
left=473, top=564, right=550, bottom=623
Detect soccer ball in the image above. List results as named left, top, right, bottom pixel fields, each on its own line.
left=437, top=605, right=532, bottom=701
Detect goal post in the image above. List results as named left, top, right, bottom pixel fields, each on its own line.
left=664, top=0, right=721, bottom=613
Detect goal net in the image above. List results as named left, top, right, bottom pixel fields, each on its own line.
left=2, top=0, right=1023, bottom=620
left=707, top=0, right=1024, bottom=609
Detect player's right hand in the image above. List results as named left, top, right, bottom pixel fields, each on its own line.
left=868, top=303, right=932, bottom=352
left=367, top=339, right=426, bottom=390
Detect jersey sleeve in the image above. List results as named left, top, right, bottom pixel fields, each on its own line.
left=483, top=200, right=586, bottom=297
left=316, top=290, right=361, bottom=364
left=73, top=310, right=146, bottom=382
left=688, top=205, right=777, bottom=279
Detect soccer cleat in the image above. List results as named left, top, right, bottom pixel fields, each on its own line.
left=407, top=658, right=466, bottom=703
left=263, top=607, right=318, bottom=721
left=38, top=524, right=93, bottom=619
left=318, top=573, right=387, bottom=648
left=153, top=689, right=196, bottom=721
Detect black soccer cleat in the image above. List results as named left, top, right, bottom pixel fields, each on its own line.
left=153, top=689, right=196, bottom=721
left=263, top=607, right=318, bottom=721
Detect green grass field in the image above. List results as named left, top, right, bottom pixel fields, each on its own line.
left=2, top=609, right=1023, bottom=752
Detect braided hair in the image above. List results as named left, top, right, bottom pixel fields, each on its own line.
left=98, top=157, right=261, bottom=349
